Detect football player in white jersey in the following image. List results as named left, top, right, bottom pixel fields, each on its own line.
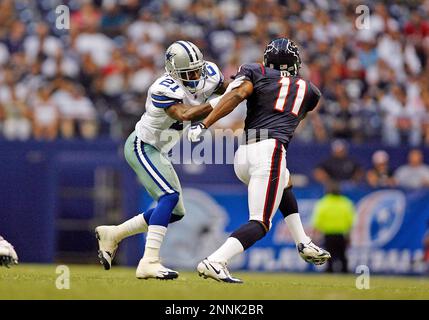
left=95, top=40, right=229, bottom=279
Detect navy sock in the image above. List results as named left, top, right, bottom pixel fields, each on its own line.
left=143, top=207, right=183, bottom=224
left=231, top=220, right=267, bottom=250
left=279, top=187, right=298, bottom=219
left=143, top=208, right=155, bottom=223
left=148, top=192, right=179, bottom=227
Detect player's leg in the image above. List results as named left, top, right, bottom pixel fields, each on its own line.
left=279, top=185, right=331, bottom=265
left=96, top=132, right=183, bottom=277
left=130, top=137, right=184, bottom=279
left=198, top=139, right=286, bottom=283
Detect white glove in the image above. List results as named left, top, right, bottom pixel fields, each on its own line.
left=225, top=75, right=246, bottom=94
left=209, top=76, right=246, bottom=109
left=187, top=123, right=206, bottom=142
left=209, top=95, right=222, bottom=108
left=0, top=236, right=18, bottom=268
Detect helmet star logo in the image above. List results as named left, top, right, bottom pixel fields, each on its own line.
left=166, top=51, right=175, bottom=62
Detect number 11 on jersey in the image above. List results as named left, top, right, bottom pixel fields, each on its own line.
left=274, top=77, right=307, bottom=116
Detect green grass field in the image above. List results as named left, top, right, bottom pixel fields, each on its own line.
left=1, top=264, right=428, bottom=300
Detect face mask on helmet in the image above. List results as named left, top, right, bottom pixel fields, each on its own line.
left=175, top=64, right=207, bottom=93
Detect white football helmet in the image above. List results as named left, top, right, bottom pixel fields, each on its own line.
left=165, top=41, right=207, bottom=94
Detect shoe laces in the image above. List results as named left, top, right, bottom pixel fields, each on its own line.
left=218, top=261, right=233, bottom=277
left=307, top=241, right=322, bottom=252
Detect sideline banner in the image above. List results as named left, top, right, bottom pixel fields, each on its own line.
left=139, top=186, right=429, bottom=274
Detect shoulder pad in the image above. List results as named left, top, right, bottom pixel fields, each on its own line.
left=150, top=76, right=185, bottom=108
left=205, top=61, right=224, bottom=91
left=235, top=63, right=265, bottom=82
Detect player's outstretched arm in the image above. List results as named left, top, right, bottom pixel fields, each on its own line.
left=165, top=102, right=213, bottom=122
left=202, top=80, right=253, bottom=129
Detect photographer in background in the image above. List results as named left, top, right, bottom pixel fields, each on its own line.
left=366, top=150, right=396, bottom=188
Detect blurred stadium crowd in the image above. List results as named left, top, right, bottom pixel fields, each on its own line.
left=0, top=0, right=429, bottom=146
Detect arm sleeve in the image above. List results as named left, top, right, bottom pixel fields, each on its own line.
left=306, top=82, right=322, bottom=112
left=150, top=92, right=182, bottom=109
left=234, top=64, right=255, bottom=83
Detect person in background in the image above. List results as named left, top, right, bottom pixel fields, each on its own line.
left=52, top=81, right=98, bottom=139
left=312, top=182, right=355, bottom=273
left=394, top=149, right=429, bottom=189
left=313, top=139, right=363, bottom=185
left=366, top=150, right=396, bottom=188
left=0, top=69, right=32, bottom=141
left=31, top=86, right=59, bottom=140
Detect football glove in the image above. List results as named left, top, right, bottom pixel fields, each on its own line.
left=187, top=123, right=206, bottom=142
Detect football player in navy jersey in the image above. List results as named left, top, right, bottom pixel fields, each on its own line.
left=188, top=38, right=331, bottom=283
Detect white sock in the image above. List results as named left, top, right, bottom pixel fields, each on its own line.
left=208, top=237, right=244, bottom=264
left=284, top=213, right=311, bottom=245
left=143, top=225, right=167, bottom=260
left=115, top=214, right=148, bottom=241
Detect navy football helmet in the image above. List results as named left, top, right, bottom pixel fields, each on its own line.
left=263, top=38, right=301, bottom=76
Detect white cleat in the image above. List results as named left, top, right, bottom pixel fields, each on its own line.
left=95, top=226, right=119, bottom=270
left=197, top=258, right=243, bottom=284
left=297, top=241, right=331, bottom=265
left=135, top=258, right=179, bottom=280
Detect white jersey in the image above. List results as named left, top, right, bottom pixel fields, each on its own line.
left=135, top=61, right=223, bottom=152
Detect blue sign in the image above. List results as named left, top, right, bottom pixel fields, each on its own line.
left=139, top=185, right=429, bottom=274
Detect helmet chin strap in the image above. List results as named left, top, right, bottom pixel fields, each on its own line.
left=185, top=79, right=199, bottom=89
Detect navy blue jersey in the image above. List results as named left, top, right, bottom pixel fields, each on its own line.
left=235, top=63, right=321, bottom=147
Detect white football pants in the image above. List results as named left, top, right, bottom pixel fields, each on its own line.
left=234, top=139, right=290, bottom=230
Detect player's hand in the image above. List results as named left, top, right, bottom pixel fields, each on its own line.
left=187, top=123, right=206, bottom=142
left=0, top=237, right=18, bottom=268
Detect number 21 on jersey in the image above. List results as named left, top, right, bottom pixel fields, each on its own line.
left=274, top=77, right=307, bottom=116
